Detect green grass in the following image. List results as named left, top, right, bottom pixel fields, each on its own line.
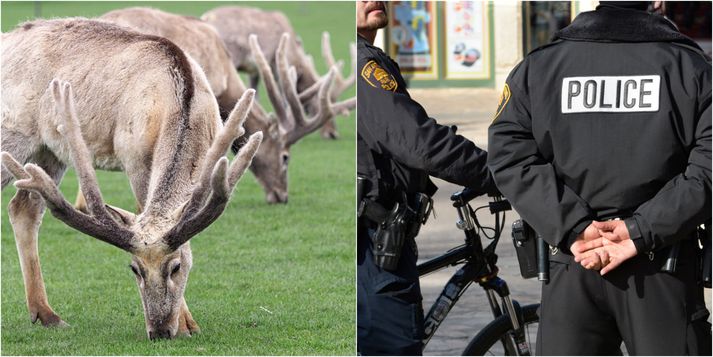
left=1, top=1, right=355, bottom=355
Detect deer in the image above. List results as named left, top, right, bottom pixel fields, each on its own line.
left=247, top=32, right=356, bottom=161
left=100, top=7, right=354, bottom=204
left=1, top=18, right=263, bottom=339
left=201, top=6, right=356, bottom=140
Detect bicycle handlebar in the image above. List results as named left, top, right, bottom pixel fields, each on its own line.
left=450, top=187, right=484, bottom=203
left=450, top=187, right=512, bottom=214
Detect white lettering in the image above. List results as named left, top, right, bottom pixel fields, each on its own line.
left=561, top=75, right=660, bottom=113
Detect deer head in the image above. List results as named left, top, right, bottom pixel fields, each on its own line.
left=1, top=80, right=262, bottom=339
left=244, top=32, right=355, bottom=204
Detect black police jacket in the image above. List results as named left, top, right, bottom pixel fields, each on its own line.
left=488, top=6, right=711, bottom=253
left=357, top=35, right=495, bottom=207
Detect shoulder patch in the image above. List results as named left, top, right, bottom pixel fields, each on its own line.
left=492, top=84, right=511, bottom=122
left=361, top=60, right=398, bottom=92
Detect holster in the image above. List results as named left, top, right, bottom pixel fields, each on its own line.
left=359, top=192, right=432, bottom=271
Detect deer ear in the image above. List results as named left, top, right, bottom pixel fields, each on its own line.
left=105, top=204, right=136, bottom=226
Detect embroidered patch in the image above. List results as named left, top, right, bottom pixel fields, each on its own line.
left=361, top=60, right=398, bottom=92
left=492, top=84, right=511, bottom=122
left=561, top=75, right=660, bottom=113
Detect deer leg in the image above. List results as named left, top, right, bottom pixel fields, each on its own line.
left=177, top=298, right=200, bottom=336
left=7, top=150, right=68, bottom=327
left=320, top=118, right=338, bottom=140
left=8, top=189, right=68, bottom=327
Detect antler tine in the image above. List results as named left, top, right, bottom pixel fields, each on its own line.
left=1, top=151, right=30, bottom=180
left=339, top=42, right=357, bottom=93
left=322, top=32, right=356, bottom=96
left=2, top=153, right=135, bottom=252
left=52, top=80, right=114, bottom=222
left=227, top=131, right=262, bottom=187
left=164, top=131, right=262, bottom=251
left=277, top=32, right=312, bottom=128
left=321, top=31, right=346, bottom=96
left=248, top=34, right=292, bottom=131
left=298, top=77, right=322, bottom=102
left=331, top=97, right=357, bottom=116
left=229, top=68, right=274, bottom=127
left=295, top=53, right=324, bottom=104
left=321, top=32, right=338, bottom=73
left=179, top=89, right=254, bottom=219
left=284, top=66, right=338, bottom=146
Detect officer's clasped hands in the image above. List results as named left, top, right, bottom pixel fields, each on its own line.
left=571, top=220, right=638, bottom=275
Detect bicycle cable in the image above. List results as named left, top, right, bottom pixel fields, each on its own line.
left=469, top=202, right=508, bottom=259
left=471, top=204, right=498, bottom=239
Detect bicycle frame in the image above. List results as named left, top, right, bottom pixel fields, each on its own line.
left=418, top=194, right=531, bottom=355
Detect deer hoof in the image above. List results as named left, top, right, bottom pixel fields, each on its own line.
left=32, top=311, right=69, bottom=328
left=177, top=312, right=200, bottom=337
left=321, top=130, right=339, bottom=140
left=178, top=322, right=200, bottom=337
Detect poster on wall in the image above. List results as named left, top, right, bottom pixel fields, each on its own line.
left=444, top=1, right=490, bottom=79
left=388, top=1, right=438, bottom=78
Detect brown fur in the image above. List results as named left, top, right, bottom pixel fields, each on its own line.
left=1, top=18, right=261, bottom=339
left=100, top=7, right=290, bottom=204
left=201, top=6, right=354, bottom=139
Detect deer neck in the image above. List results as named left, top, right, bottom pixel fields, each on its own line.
left=139, top=115, right=207, bottom=226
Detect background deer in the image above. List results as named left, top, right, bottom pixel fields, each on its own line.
left=101, top=7, right=354, bottom=204
left=202, top=6, right=356, bottom=140
left=1, top=18, right=262, bottom=339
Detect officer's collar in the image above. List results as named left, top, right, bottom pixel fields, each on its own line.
left=358, top=34, right=378, bottom=49
left=357, top=34, right=389, bottom=58
left=554, top=5, right=702, bottom=51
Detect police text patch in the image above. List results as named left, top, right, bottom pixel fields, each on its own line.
left=561, top=75, right=660, bottom=113
left=361, top=60, right=398, bottom=92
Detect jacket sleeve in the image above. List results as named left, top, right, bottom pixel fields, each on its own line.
left=487, top=62, right=596, bottom=248
left=626, top=70, right=712, bottom=252
left=357, top=55, right=495, bottom=194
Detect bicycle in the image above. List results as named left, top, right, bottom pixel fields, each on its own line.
left=418, top=187, right=540, bottom=355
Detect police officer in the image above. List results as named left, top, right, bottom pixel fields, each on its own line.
left=357, top=1, right=497, bottom=355
left=488, top=1, right=711, bottom=355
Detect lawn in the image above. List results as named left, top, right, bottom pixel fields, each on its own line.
left=1, top=1, right=355, bottom=355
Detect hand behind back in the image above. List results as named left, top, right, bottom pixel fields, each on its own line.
left=571, top=220, right=638, bottom=275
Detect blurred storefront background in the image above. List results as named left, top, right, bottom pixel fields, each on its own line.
left=373, top=1, right=711, bottom=90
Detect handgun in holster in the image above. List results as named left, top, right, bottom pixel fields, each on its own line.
left=370, top=193, right=432, bottom=271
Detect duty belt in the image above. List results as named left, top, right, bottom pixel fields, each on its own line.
left=358, top=199, right=390, bottom=223
left=358, top=193, right=433, bottom=227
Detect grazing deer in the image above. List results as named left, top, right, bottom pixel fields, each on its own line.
left=100, top=7, right=353, bottom=204
left=248, top=33, right=356, bottom=166
left=201, top=6, right=356, bottom=139
left=1, top=18, right=262, bottom=339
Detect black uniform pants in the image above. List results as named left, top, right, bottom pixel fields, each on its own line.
left=357, top=224, right=424, bottom=356
left=537, top=239, right=711, bottom=355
